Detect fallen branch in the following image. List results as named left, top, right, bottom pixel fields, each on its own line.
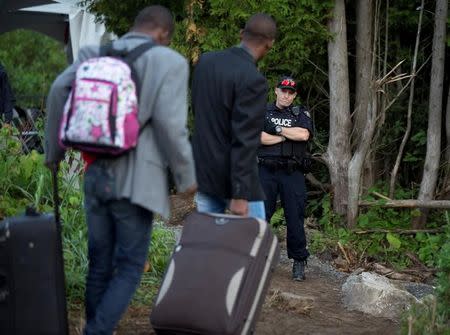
left=372, top=263, right=426, bottom=282
left=354, top=228, right=444, bottom=235
left=371, top=191, right=392, bottom=201
left=357, top=199, right=450, bottom=209
left=337, top=241, right=351, bottom=265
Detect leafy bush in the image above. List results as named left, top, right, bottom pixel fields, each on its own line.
left=134, top=223, right=176, bottom=305
left=401, top=221, right=450, bottom=334
left=0, top=30, right=67, bottom=107
left=308, top=191, right=448, bottom=270
left=0, top=125, right=176, bottom=306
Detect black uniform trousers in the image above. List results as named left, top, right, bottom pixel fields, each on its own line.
left=259, top=164, right=309, bottom=261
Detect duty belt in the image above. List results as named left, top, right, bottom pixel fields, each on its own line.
left=258, top=157, right=302, bottom=173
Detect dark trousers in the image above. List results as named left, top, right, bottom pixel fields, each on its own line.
left=83, top=163, right=153, bottom=335
left=259, top=164, right=309, bottom=261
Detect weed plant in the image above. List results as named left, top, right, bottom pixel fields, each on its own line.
left=305, top=191, right=448, bottom=270
left=401, top=221, right=450, bottom=334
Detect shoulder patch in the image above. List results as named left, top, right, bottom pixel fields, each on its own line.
left=303, top=109, right=311, bottom=118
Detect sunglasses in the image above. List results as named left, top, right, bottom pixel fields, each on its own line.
left=279, top=88, right=296, bottom=95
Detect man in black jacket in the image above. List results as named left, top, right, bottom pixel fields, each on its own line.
left=192, top=13, right=276, bottom=218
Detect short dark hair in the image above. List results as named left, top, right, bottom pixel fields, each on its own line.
left=133, top=5, right=174, bottom=36
left=242, top=13, right=277, bottom=42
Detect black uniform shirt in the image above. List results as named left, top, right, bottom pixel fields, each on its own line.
left=258, top=102, right=313, bottom=158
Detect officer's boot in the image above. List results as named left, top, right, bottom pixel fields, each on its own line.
left=292, top=260, right=306, bottom=281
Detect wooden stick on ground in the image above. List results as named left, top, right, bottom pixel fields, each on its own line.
left=337, top=241, right=351, bottom=265
left=354, top=228, right=444, bottom=235
left=357, top=200, right=450, bottom=209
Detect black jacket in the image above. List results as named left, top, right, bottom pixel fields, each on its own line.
left=192, top=46, right=268, bottom=200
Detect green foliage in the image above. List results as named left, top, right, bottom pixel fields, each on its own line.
left=82, top=0, right=186, bottom=36
left=0, top=125, right=175, bottom=306
left=403, top=130, right=427, bottom=163
left=309, top=188, right=448, bottom=270
left=134, top=224, right=176, bottom=304
left=435, top=214, right=450, bottom=319
left=83, top=0, right=332, bottom=103
left=0, top=30, right=67, bottom=107
left=0, top=126, right=51, bottom=218
left=401, top=222, right=450, bottom=334
left=270, top=207, right=285, bottom=228
left=147, top=224, right=176, bottom=276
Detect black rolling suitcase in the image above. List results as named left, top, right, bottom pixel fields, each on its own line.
left=150, top=211, right=280, bottom=335
left=0, top=167, right=68, bottom=335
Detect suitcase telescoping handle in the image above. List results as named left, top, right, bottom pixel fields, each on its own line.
left=51, top=164, right=61, bottom=229
left=51, top=163, right=69, bottom=335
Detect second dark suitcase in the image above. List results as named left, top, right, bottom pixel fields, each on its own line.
left=150, top=211, right=280, bottom=335
left=0, top=208, right=68, bottom=335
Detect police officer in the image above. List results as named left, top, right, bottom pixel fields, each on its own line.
left=258, top=76, right=313, bottom=281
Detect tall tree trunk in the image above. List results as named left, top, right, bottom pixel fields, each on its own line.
left=326, top=0, right=352, bottom=217
left=348, top=93, right=378, bottom=226
left=355, top=0, right=375, bottom=192
left=413, top=0, right=447, bottom=228
left=442, top=84, right=450, bottom=198
left=389, top=0, right=424, bottom=198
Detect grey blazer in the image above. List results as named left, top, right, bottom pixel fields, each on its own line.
left=45, top=32, right=196, bottom=219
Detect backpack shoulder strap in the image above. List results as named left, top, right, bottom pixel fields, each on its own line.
left=123, top=42, right=155, bottom=100
left=123, top=42, right=155, bottom=65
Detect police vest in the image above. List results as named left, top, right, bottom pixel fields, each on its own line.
left=258, top=103, right=312, bottom=158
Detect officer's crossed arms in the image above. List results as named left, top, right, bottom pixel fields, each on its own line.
left=262, top=120, right=310, bottom=143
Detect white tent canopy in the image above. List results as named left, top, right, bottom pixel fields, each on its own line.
left=0, top=0, right=114, bottom=62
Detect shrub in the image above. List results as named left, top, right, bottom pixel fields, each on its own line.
left=401, top=219, right=450, bottom=334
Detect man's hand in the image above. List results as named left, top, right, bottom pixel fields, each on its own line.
left=229, top=199, right=248, bottom=216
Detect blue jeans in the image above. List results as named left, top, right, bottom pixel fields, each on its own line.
left=83, top=163, right=153, bottom=335
left=195, top=192, right=266, bottom=220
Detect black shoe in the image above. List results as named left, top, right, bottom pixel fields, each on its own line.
left=292, top=260, right=306, bottom=281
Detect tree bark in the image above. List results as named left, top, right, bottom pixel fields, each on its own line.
left=355, top=0, right=375, bottom=192
left=326, top=0, right=352, bottom=216
left=347, top=0, right=382, bottom=227
left=413, top=0, right=447, bottom=228
left=443, top=84, right=450, bottom=197
left=348, top=92, right=378, bottom=227
left=389, top=0, right=424, bottom=198
left=354, top=0, right=374, bottom=141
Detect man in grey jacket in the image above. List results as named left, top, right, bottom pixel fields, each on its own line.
left=44, top=6, right=196, bottom=334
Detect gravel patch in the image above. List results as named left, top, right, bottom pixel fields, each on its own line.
left=279, top=248, right=347, bottom=281
left=400, top=282, right=436, bottom=300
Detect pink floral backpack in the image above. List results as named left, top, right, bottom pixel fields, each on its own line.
left=59, top=42, right=154, bottom=155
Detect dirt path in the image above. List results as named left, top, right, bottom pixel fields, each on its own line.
left=69, top=251, right=399, bottom=335
left=256, top=255, right=398, bottom=335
